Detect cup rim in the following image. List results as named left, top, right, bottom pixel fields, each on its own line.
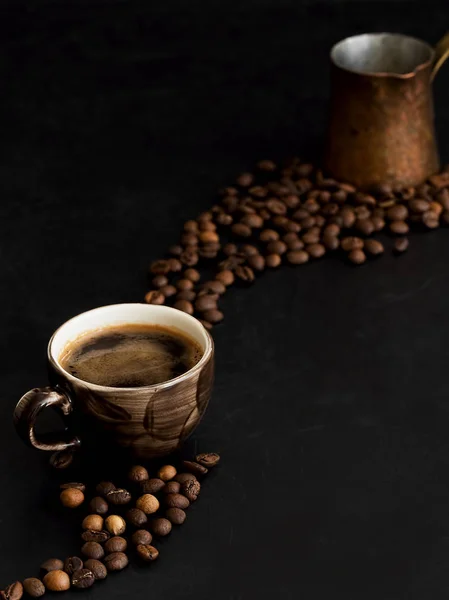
left=330, top=32, right=435, bottom=79
left=47, top=303, right=214, bottom=392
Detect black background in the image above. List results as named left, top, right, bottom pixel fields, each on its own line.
left=2, top=1, right=449, bottom=598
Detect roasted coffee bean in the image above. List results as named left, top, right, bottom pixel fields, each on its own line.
left=287, top=238, right=305, bottom=251
left=265, top=254, right=282, bottom=268
left=60, top=482, right=86, bottom=492
left=216, top=213, right=233, bottom=226
left=128, top=465, right=149, bottom=482
left=389, top=220, right=409, bottom=235
left=249, top=185, right=267, bottom=198
left=430, top=201, right=443, bottom=216
left=49, top=449, right=74, bottom=470
left=1, top=582, right=23, bottom=600
left=82, top=514, right=104, bottom=531
left=165, top=493, right=190, bottom=509
left=247, top=254, right=265, bottom=271
left=341, top=208, right=356, bottom=228
left=174, top=472, right=197, bottom=484
left=215, top=269, right=234, bottom=286
left=169, top=244, right=183, bottom=256
left=201, top=279, right=226, bottom=294
left=239, top=244, right=258, bottom=258
left=409, top=198, right=429, bottom=213
left=323, top=235, right=340, bottom=251
left=136, top=545, right=159, bottom=563
left=132, top=530, right=153, bottom=546
left=195, top=294, right=217, bottom=312
left=364, top=239, right=384, bottom=256
left=163, top=481, right=181, bottom=494
left=152, top=274, right=168, bottom=288
left=348, top=249, right=366, bottom=265
left=235, top=265, right=255, bottom=283
left=177, top=278, right=194, bottom=291
left=106, top=488, right=131, bottom=505
left=257, top=159, right=277, bottom=171
left=168, top=258, right=183, bottom=272
left=184, top=220, right=199, bottom=233
left=341, top=237, right=363, bottom=251
left=81, top=530, right=110, bottom=544
left=43, top=571, right=70, bottom=592
left=41, top=558, right=64, bottom=573
left=241, top=213, right=264, bottom=228
left=196, top=452, right=220, bottom=467
left=436, top=188, right=449, bottom=210
left=223, top=242, right=238, bottom=256
left=393, top=237, right=409, bottom=253
left=182, top=479, right=201, bottom=502
left=306, top=243, right=326, bottom=259
left=354, top=206, right=371, bottom=220
left=180, top=248, right=199, bottom=266
left=23, top=578, right=45, bottom=598
left=199, top=231, right=219, bottom=244
left=371, top=216, right=386, bottom=231
left=151, top=518, right=172, bottom=537
left=60, top=487, right=84, bottom=508
left=236, top=172, right=254, bottom=187
left=63, top=556, right=83, bottom=575
left=266, top=240, right=287, bottom=255
left=202, top=309, right=224, bottom=324
left=386, top=204, right=408, bottom=220
left=422, top=210, right=440, bottom=228
left=286, top=250, right=309, bottom=265
left=355, top=218, right=374, bottom=236
left=105, top=515, right=126, bottom=536
left=166, top=508, right=187, bottom=525
left=231, top=223, right=252, bottom=237
left=81, top=542, right=104, bottom=560
left=96, top=481, right=116, bottom=497
left=323, top=224, right=340, bottom=237
left=183, top=268, right=200, bottom=282
left=89, top=496, right=109, bottom=515
left=181, top=232, right=198, bottom=245
left=259, top=229, right=279, bottom=242
left=176, top=290, right=196, bottom=302
left=105, top=537, right=127, bottom=554
left=174, top=299, right=194, bottom=314
left=301, top=230, right=320, bottom=245
left=104, top=552, right=129, bottom=572
left=72, top=569, right=95, bottom=590
left=200, top=319, right=213, bottom=330
left=149, top=260, right=170, bottom=275
left=83, top=560, right=107, bottom=581
left=136, top=494, right=160, bottom=514
left=141, top=478, right=165, bottom=494
left=157, top=465, right=177, bottom=481
left=126, top=508, right=148, bottom=528
left=144, top=290, right=165, bottom=305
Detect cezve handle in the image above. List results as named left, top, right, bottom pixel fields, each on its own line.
left=432, top=32, right=449, bottom=80
left=13, top=386, right=81, bottom=452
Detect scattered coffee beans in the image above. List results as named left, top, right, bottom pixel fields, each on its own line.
left=42, top=570, right=70, bottom=592
left=22, top=578, right=44, bottom=598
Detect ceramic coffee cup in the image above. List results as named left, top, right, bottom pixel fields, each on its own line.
left=13, top=303, right=214, bottom=459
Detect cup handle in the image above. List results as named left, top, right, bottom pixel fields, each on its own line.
left=432, top=32, right=449, bottom=80
left=13, top=386, right=81, bottom=452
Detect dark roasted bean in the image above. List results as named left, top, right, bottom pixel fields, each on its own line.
left=389, top=220, right=409, bottom=235
left=182, top=479, right=201, bottom=502
left=104, top=552, right=129, bottom=572
left=174, top=472, right=198, bottom=484
left=106, top=488, right=131, bottom=505
left=348, top=249, right=366, bottom=265
left=83, top=560, right=107, bottom=581
left=96, top=481, right=116, bottom=497
left=72, top=569, right=95, bottom=589
left=141, top=479, right=165, bottom=494
left=166, top=508, right=187, bottom=525
left=202, top=309, right=224, bottom=324
left=63, top=556, right=83, bottom=575
left=81, top=543, right=104, bottom=560
left=1, top=582, right=23, bottom=600
left=182, top=460, right=208, bottom=476
left=81, top=530, right=110, bottom=543
left=105, top=537, right=127, bottom=554
left=23, top=579, right=45, bottom=598
left=151, top=518, right=172, bottom=537
left=393, top=237, right=409, bottom=253
left=364, top=239, right=384, bottom=256
left=165, top=493, right=190, bottom=509
left=125, top=508, right=148, bottom=528
left=235, top=266, right=255, bottom=283
left=144, top=290, right=165, bottom=305
left=41, top=559, right=64, bottom=573
left=50, top=450, right=74, bottom=470
left=89, top=496, right=109, bottom=515
left=341, top=237, right=363, bottom=251
left=265, top=254, right=282, bottom=268
left=231, top=223, right=252, bottom=237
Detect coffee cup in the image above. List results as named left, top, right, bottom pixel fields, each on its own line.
left=13, top=303, right=214, bottom=459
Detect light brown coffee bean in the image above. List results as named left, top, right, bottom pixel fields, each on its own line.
left=265, top=254, right=282, bottom=268
left=174, top=299, right=194, bottom=315
left=157, top=465, right=177, bottom=481
left=286, top=250, right=309, bottom=265
left=348, top=249, right=366, bottom=265
left=364, top=239, right=384, bottom=256
left=144, top=290, right=165, bottom=305
left=23, top=578, right=45, bottom=598
left=236, top=172, right=254, bottom=187
left=152, top=274, right=168, bottom=288
left=104, top=537, right=127, bottom=554
left=259, top=229, right=279, bottom=242
left=1, top=582, right=23, bottom=600
left=231, top=223, right=252, bottom=237
left=341, top=237, right=363, bottom=251
left=82, top=515, right=104, bottom=531
left=306, top=243, right=325, bottom=259
left=215, top=270, right=234, bottom=286
left=105, top=515, right=126, bottom=536
left=136, top=494, right=160, bottom=515
left=389, top=220, right=409, bottom=235
left=60, top=488, right=84, bottom=508
left=247, top=254, right=265, bottom=271
left=387, top=204, right=408, bottom=220
left=43, top=571, right=70, bottom=592
left=41, top=558, right=64, bottom=573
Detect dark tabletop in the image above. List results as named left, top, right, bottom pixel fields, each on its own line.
left=2, top=1, right=449, bottom=598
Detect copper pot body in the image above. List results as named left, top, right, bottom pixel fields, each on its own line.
left=324, top=33, right=449, bottom=190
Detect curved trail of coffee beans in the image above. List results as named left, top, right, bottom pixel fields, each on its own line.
left=146, top=158, right=449, bottom=328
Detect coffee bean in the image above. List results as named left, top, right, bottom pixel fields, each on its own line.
left=436, top=188, right=449, bottom=210
left=245, top=254, right=264, bottom=271
left=152, top=274, right=168, bottom=288
left=169, top=244, right=183, bottom=256
left=165, top=493, right=190, bottom=509
left=301, top=230, right=320, bottom=245
left=235, top=265, right=255, bottom=283
left=323, top=224, right=340, bottom=237
left=89, top=497, right=109, bottom=515
left=249, top=185, right=267, bottom=198
left=393, top=237, right=409, bottom=253
left=104, top=552, right=129, bottom=572
left=174, top=299, right=194, bottom=314
left=364, top=239, right=384, bottom=256
left=195, top=452, right=220, bottom=467
left=195, top=294, right=217, bottom=312
left=341, top=237, right=363, bottom=251
left=323, top=235, right=340, bottom=251
left=199, top=231, right=220, bottom=244
left=106, top=488, right=131, bottom=505
left=216, top=213, right=233, bottom=226
left=266, top=240, right=287, bottom=255
left=386, top=204, right=408, bottom=220
left=156, top=465, right=177, bottom=481
left=81, top=530, right=110, bottom=543
left=136, top=545, right=159, bottom=563
left=182, top=479, right=201, bottom=502
left=60, top=482, right=86, bottom=492
left=371, top=216, right=385, bottom=231
left=136, top=494, right=160, bottom=514
left=340, top=208, right=356, bottom=228
left=105, top=515, right=126, bottom=536
left=1, top=582, right=23, bottom=600
left=83, top=560, right=107, bottom=581
left=168, top=258, right=183, bottom=272
left=96, top=481, right=116, bottom=497
left=182, top=460, right=208, bottom=476
left=166, top=508, right=187, bottom=525
left=131, top=530, right=153, bottom=546
left=141, top=478, right=165, bottom=494
left=306, top=243, right=326, bottom=259
left=151, top=518, right=172, bottom=537
left=422, top=211, right=440, bottom=228
left=144, top=290, right=165, bottom=305
left=50, top=449, right=74, bottom=469
left=184, top=220, right=199, bottom=233
left=287, top=238, right=305, bottom=250
left=23, top=578, right=45, bottom=598
left=43, top=571, right=70, bottom=592
left=223, top=243, right=238, bottom=256
left=160, top=284, right=178, bottom=298
left=259, top=229, right=279, bottom=242
left=236, top=172, right=254, bottom=187
left=81, top=542, right=104, bottom=560
left=82, top=514, right=104, bottom=531
left=176, top=290, right=196, bottom=302
left=241, top=213, right=264, bottom=228
left=174, top=472, right=198, bottom=484
left=126, top=508, right=148, bottom=528
left=128, top=465, right=149, bottom=483
left=201, top=280, right=226, bottom=294
left=180, top=248, right=199, bottom=267
left=265, top=254, right=282, bottom=268
left=105, top=537, right=127, bottom=554
left=177, top=279, right=194, bottom=292
left=285, top=250, right=308, bottom=265
left=63, top=556, right=83, bottom=575
left=215, top=269, right=234, bottom=286
left=231, top=223, right=252, bottom=237
left=72, top=568, right=95, bottom=590
left=257, top=159, right=276, bottom=171
left=348, top=249, right=366, bottom=265
left=41, top=558, right=64, bottom=573
left=202, top=309, right=224, bottom=324
left=149, top=260, right=170, bottom=275
left=430, top=201, right=443, bottom=216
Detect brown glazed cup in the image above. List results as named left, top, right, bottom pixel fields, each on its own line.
left=13, top=304, right=214, bottom=459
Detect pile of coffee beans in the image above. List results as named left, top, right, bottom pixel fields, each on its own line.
left=0, top=453, right=220, bottom=598
left=144, top=159, right=449, bottom=328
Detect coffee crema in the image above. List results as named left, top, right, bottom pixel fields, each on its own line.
left=59, top=323, right=203, bottom=388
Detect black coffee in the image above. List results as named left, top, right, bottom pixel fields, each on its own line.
left=60, top=324, right=203, bottom=387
